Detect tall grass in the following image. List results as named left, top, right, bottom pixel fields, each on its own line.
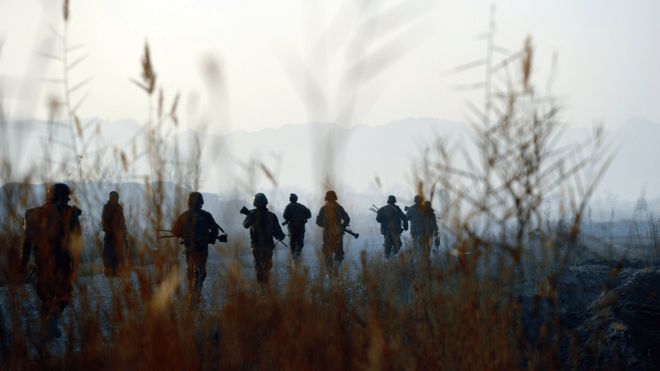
left=0, top=1, right=617, bottom=370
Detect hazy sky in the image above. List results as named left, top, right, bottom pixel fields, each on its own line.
left=1, top=0, right=659, bottom=133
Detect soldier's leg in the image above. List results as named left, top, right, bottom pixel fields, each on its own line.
left=288, top=226, right=296, bottom=256
left=35, top=273, right=53, bottom=317
left=113, top=233, right=125, bottom=273
left=392, top=232, right=402, bottom=255
left=39, top=267, right=71, bottom=339
left=422, top=236, right=432, bottom=260
left=253, top=248, right=270, bottom=283
left=411, top=234, right=421, bottom=252
left=384, top=233, right=393, bottom=258
left=322, top=234, right=333, bottom=272
left=194, top=249, right=208, bottom=292
left=294, top=225, right=305, bottom=257
left=262, top=248, right=273, bottom=283
left=103, top=237, right=113, bottom=275
left=252, top=248, right=263, bottom=282
left=332, top=236, right=344, bottom=276
left=186, top=253, right=196, bottom=292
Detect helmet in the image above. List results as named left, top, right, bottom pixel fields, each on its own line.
left=289, top=193, right=298, bottom=202
left=188, top=192, right=204, bottom=209
left=414, top=195, right=423, bottom=204
left=253, top=193, right=268, bottom=208
left=109, top=191, right=119, bottom=202
left=48, top=183, right=71, bottom=203
left=387, top=195, right=397, bottom=204
left=324, top=190, right=337, bottom=202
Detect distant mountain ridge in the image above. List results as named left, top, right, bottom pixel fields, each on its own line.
left=1, top=116, right=659, bottom=201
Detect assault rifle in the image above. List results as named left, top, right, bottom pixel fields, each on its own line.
left=239, top=206, right=253, bottom=216
left=158, top=229, right=228, bottom=243
left=344, top=226, right=359, bottom=239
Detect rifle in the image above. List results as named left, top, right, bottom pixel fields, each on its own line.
left=158, top=229, right=228, bottom=243
left=344, top=226, right=359, bottom=239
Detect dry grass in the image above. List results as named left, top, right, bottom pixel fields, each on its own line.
left=0, top=1, right=618, bottom=370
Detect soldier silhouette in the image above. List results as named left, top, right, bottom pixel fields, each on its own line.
left=376, top=195, right=408, bottom=258
left=242, top=193, right=285, bottom=283
left=423, top=201, right=440, bottom=249
left=171, top=192, right=219, bottom=300
left=406, top=196, right=438, bottom=256
left=315, top=191, right=351, bottom=276
left=20, top=183, right=82, bottom=339
left=406, top=195, right=425, bottom=251
left=101, top=191, right=127, bottom=276
left=282, top=193, right=311, bottom=259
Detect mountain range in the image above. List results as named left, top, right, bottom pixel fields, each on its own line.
left=1, top=116, right=659, bottom=207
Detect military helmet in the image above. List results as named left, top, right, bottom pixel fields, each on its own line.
left=253, top=193, right=268, bottom=208
left=188, top=192, right=204, bottom=208
left=387, top=195, right=397, bottom=204
left=325, top=190, right=337, bottom=202
left=48, top=183, right=71, bottom=202
left=289, top=193, right=298, bottom=202
left=414, top=195, right=423, bottom=204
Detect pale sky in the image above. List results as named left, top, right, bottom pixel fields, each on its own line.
left=1, top=0, right=659, bottom=132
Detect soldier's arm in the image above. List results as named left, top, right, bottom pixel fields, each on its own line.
left=398, top=207, right=409, bottom=230
left=283, top=204, right=291, bottom=222
left=171, top=215, right=183, bottom=237
left=70, top=207, right=83, bottom=275
left=207, top=212, right=220, bottom=241
left=242, top=213, right=253, bottom=229
left=304, top=205, right=311, bottom=220
left=272, top=214, right=285, bottom=241
left=119, top=205, right=128, bottom=231
left=341, top=207, right=350, bottom=227
left=101, top=204, right=110, bottom=233
left=315, top=207, right=325, bottom=227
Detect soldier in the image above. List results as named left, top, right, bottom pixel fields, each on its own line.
left=406, top=195, right=425, bottom=251
left=282, top=193, right=312, bottom=259
left=101, top=191, right=127, bottom=276
left=315, top=190, right=351, bottom=275
left=376, top=195, right=408, bottom=258
left=20, top=183, right=82, bottom=339
left=171, top=192, right=219, bottom=299
left=242, top=193, right=285, bottom=283
left=406, top=197, right=440, bottom=254
left=423, top=200, right=440, bottom=249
